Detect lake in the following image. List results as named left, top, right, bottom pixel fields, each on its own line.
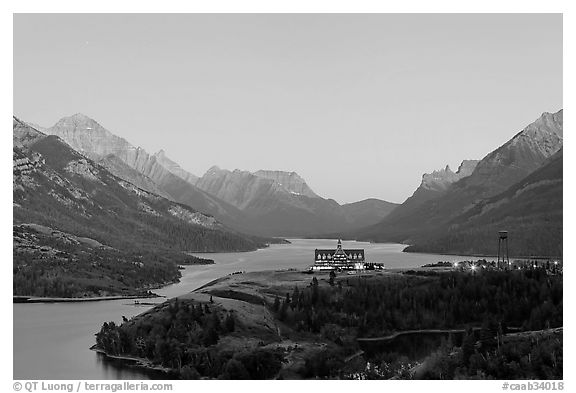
left=13, top=239, right=482, bottom=379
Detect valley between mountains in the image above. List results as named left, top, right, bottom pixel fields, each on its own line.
left=13, top=109, right=562, bottom=298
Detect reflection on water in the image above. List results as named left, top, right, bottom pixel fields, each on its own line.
left=14, top=239, right=480, bottom=379
left=13, top=301, right=157, bottom=380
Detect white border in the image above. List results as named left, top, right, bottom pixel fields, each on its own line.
left=3, top=2, right=571, bottom=391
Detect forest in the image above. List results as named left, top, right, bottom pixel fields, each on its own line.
left=411, top=327, right=563, bottom=379
left=96, top=298, right=285, bottom=379
left=95, top=268, right=562, bottom=379
left=12, top=225, right=191, bottom=297
left=13, top=248, right=181, bottom=298
left=13, top=223, right=221, bottom=297
left=273, top=269, right=562, bottom=337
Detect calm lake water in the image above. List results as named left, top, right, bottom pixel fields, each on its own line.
left=13, top=239, right=481, bottom=380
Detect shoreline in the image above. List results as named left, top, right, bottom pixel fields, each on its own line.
left=401, top=246, right=561, bottom=260
left=13, top=294, right=164, bottom=304
left=302, top=237, right=541, bottom=260
left=90, top=346, right=174, bottom=376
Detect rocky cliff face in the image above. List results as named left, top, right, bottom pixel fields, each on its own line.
left=46, top=113, right=132, bottom=160
left=405, top=148, right=563, bottom=257
left=455, top=159, right=479, bottom=178
left=253, top=170, right=319, bottom=198
left=43, top=113, right=397, bottom=237
left=351, top=109, right=564, bottom=250
left=420, top=165, right=459, bottom=192
left=420, top=160, right=480, bottom=193
left=14, top=116, right=45, bottom=147
left=44, top=114, right=250, bottom=230
left=196, top=167, right=311, bottom=211
left=13, top=117, right=274, bottom=297
left=45, top=114, right=196, bottom=184
left=411, top=110, right=562, bottom=206
left=465, top=110, right=563, bottom=194
left=46, top=114, right=172, bottom=186
left=13, top=118, right=268, bottom=252
left=395, top=159, right=480, bottom=214
left=196, top=166, right=397, bottom=236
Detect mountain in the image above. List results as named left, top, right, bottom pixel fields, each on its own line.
left=352, top=110, right=563, bottom=256
left=196, top=166, right=342, bottom=235
left=98, top=154, right=173, bottom=200
left=253, top=170, right=319, bottom=198
left=340, top=159, right=480, bottom=242
left=196, top=166, right=398, bottom=236
left=460, top=110, right=562, bottom=193
left=196, top=166, right=284, bottom=210
left=13, top=118, right=45, bottom=147
left=405, top=148, right=563, bottom=257
left=44, top=113, right=398, bottom=237
left=340, top=198, right=399, bottom=227
left=154, top=149, right=199, bottom=185
left=44, top=114, right=255, bottom=232
left=420, top=160, right=479, bottom=193
left=13, top=116, right=271, bottom=296
left=399, top=160, right=480, bottom=214
left=14, top=116, right=267, bottom=252
left=44, top=113, right=132, bottom=160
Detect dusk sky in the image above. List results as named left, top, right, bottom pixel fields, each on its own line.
left=14, top=13, right=562, bottom=204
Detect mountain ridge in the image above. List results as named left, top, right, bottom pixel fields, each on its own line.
left=13, top=116, right=276, bottom=296
left=195, top=165, right=398, bottom=236
left=405, top=148, right=563, bottom=257
left=44, top=113, right=260, bottom=234
left=350, top=109, right=563, bottom=256
left=44, top=113, right=399, bottom=236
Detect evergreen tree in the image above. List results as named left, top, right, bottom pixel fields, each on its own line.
left=272, top=296, right=281, bottom=312
left=202, top=326, right=219, bottom=346
left=225, top=313, right=235, bottom=332
left=291, top=286, right=300, bottom=310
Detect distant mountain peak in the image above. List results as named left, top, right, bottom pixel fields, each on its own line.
left=198, top=167, right=318, bottom=203
left=522, top=109, right=563, bottom=139
left=70, top=112, right=91, bottom=119
left=467, top=109, right=563, bottom=193
left=420, top=159, right=479, bottom=192
left=253, top=170, right=319, bottom=198
left=66, top=113, right=102, bottom=128
left=353, top=108, right=563, bottom=254
left=205, top=165, right=223, bottom=175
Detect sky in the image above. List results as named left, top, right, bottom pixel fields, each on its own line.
left=13, top=14, right=562, bottom=204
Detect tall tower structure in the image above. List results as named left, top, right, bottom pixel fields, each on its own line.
left=497, top=230, right=509, bottom=269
